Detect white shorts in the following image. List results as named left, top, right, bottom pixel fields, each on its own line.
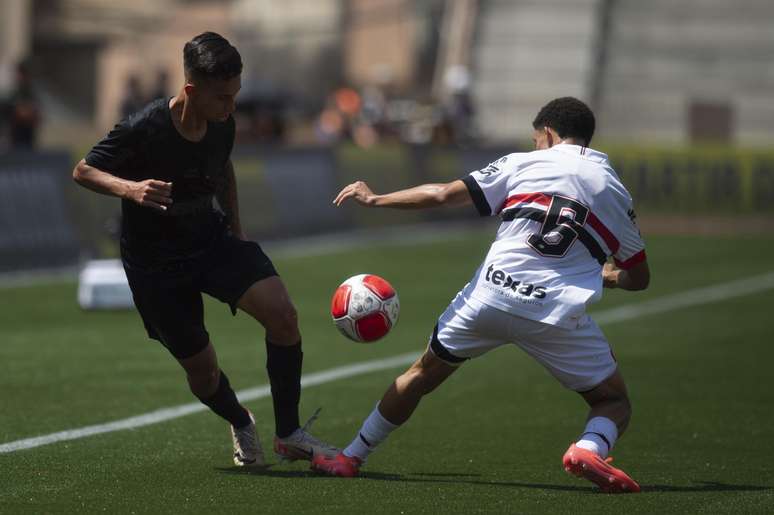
left=428, top=290, right=617, bottom=392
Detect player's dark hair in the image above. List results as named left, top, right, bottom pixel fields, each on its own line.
left=532, top=97, right=596, bottom=145
left=183, top=32, right=242, bottom=83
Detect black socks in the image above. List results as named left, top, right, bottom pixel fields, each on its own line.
left=265, top=339, right=303, bottom=438
left=198, top=343, right=303, bottom=437
left=199, top=370, right=251, bottom=428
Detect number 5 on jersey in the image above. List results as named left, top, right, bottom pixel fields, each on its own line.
left=527, top=195, right=589, bottom=257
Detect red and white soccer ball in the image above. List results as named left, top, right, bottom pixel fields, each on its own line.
left=330, top=274, right=400, bottom=343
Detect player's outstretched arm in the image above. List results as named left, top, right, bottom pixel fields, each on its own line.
left=72, top=159, right=173, bottom=212
left=333, top=179, right=471, bottom=209
left=602, top=260, right=650, bottom=291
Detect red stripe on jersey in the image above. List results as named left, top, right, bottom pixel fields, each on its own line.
left=614, top=249, right=647, bottom=270
left=500, top=192, right=552, bottom=213
left=587, top=213, right=620, bottom=254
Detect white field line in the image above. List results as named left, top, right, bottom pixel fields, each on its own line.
left=593, top=271, right=774, bottom=325
left=0, top=353, right=421, bottom=454
left=2, top=271, right=774, bottom=454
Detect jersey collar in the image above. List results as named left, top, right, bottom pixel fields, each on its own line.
left=552, top=143, right=609, bottom=164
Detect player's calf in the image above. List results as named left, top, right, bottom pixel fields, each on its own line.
left=379, top=351, right=458, bottom=426
left=579, top=370, right=632, bottom=436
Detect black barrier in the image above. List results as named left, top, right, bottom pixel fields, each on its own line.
left=753, top=159, right=774, bottom=208
left=0, top=150, right=79, bottom=272
left=28, top=144, right=774, bottom=275
left=609, top=148, right=774, bottom=212
left=258, top=147, right=352, bottom=236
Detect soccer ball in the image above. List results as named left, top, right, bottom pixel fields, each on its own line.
left=331, top=274, right=400, bottom=342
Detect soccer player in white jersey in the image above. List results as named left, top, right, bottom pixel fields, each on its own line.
left=312, top=97, right=650, bottom=493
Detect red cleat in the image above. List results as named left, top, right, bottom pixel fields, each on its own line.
left=310, top=452, right=362, bottom=478
left=563, top=444, right=641, bottom=493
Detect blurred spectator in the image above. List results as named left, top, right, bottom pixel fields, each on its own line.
left=313, top=80, right=476, bottom=148
left=434, top=65, right=476, bottom=145
left=315, top=103, right=345, bottom=144
left=360, top=86, right=387, bottom=129
left=8, top=61, right=41, bottom=149
left=150, top=70, right=170, bottom=101
left=120, top=75, right=145, bottom=119
left=334, top=87, right=361, bottom=119
left=0, top=99, right=7, bottom=151
left=233, top=90, right=288, bottom=145
left=316, top=86, right=384, bottom=147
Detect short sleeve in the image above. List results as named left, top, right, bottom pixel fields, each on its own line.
left=85, top=118, right=141, bottom=179
left=461, top=156, right=512, bottom=216
left=612, top=205, right=646, bottom=269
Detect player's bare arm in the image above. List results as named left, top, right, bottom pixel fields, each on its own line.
left=215, top=159, right=245, bottom=239
left=333, top=179, right=472, bottom=209
left=72, top=159, right=173, bottom=212
left=602, top=260, right=650, bottom=291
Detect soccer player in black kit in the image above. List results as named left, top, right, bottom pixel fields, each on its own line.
left=73, top=32, right=337, bottom=467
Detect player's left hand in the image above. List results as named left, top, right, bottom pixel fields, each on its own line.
left=333, top=181, right=376, bottom=207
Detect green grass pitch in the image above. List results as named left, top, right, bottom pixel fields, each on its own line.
left=1, top=232, right=773, bottom=513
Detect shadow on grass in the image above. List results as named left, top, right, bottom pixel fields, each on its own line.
left=216, top=466, right=588, bottom=491
left=641, top=481, right=772, bottom=493
left=217, top=467, right=772, bottom=495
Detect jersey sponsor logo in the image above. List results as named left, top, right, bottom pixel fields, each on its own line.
left=484, top=264, right=547, bottom=299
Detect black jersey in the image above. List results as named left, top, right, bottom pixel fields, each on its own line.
left=85, top=98, right=235, bottom=269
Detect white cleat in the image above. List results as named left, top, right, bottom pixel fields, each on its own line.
left=273, top=408, right=340, bottom=462
left=231, top=410, right=266, bottom=467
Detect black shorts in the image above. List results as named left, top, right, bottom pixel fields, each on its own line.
left=123, top=236, right=278, bottom=359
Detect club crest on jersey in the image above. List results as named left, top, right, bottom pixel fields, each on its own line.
left=484, top=265, right=547, bottom=299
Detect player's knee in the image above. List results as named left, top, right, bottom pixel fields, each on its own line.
left=265, top=304, right=300, bottom=343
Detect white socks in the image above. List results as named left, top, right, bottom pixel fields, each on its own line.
left=575, top=416, right=618, bottom=459
left=343, top=404, right=399, bottom=461
left=343, top=410, right=619, bottom=462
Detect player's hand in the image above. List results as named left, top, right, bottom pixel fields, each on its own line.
left=333, top=181, right=376, bottom=207
left=602, top=262, right=620, bottom=288
left=127, top=179, right=173, bottom=211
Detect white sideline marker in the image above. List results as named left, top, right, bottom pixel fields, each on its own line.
left=2, top=271, right=774, bottom=454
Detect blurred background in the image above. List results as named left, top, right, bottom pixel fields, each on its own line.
left=1, top=0, right=773, bottom=276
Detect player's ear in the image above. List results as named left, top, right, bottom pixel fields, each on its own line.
left=184, top=82, right=196, bottom=97
left=544, top=127, right=555, bottom=148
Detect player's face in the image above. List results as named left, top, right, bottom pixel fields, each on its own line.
left=190, top=75, right=241, bottom=122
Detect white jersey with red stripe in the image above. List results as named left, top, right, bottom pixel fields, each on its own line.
left=459, top=143, right=646, bottom=329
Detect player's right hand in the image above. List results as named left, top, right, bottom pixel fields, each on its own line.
left=127, top=179, right=173, bottom=211
left=333, top=181, right=376, bottom=207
